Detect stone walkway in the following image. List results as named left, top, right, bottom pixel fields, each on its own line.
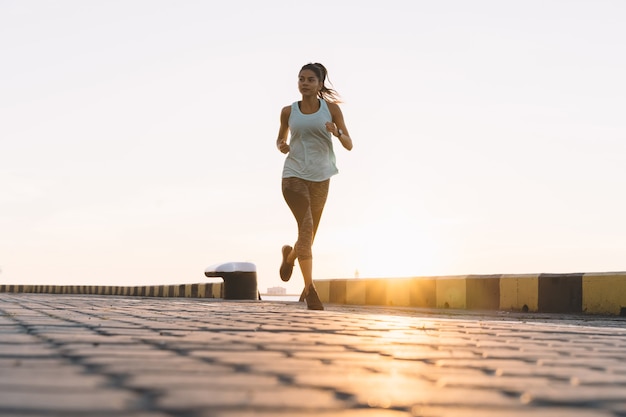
left=1, top=293, right=626, bottom=416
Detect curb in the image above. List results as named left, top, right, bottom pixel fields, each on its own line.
left=0, top=283, right=223, bottom=298
left=314, top=272, right=626, bottom=315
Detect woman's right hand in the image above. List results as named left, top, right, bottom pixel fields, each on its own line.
left=278, top=141, right=290, bottom=154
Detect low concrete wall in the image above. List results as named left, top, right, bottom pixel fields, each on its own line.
left=0, top=283, right=223, bottom=299
left=3, top=272, right=625, bottom=315
left=314, top=272, right=626, bottom=315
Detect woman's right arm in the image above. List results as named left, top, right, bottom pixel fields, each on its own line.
left=276, top=106, right=291, bottom=154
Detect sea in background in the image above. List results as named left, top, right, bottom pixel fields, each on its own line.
left=260, top=294, right=300, bottom=302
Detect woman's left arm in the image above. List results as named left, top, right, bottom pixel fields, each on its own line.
left=326, top=102, right=353, bottom=151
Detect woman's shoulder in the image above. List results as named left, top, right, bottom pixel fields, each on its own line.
left=280, top=104, right=292, bottom=122
left=325, top=100, right=342, bottom=115
left=281, top=104, right=292, bottom=112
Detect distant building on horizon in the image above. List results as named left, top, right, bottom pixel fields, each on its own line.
left=266, top=286, right=286, bottom=295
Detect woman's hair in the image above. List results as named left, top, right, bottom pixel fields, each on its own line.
left=300, top=62, right=341, bottom=103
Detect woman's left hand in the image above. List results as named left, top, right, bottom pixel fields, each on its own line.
left=325, top=122, right=339, bottom=137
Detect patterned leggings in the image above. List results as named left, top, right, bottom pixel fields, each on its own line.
left=282, top=177, right=330, bottom=261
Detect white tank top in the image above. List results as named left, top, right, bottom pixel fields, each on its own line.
left=282, top=99, right=338, bottom=181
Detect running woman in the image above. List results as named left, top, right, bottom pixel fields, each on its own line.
left=275, top=62, right=353, bottom=310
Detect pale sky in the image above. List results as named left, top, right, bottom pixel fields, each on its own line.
left=2, top=1, right=625, bottom=294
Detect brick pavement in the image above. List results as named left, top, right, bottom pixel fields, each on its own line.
left=1, top=293, right=625, bottom=417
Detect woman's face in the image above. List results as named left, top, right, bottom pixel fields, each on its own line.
left=298, top=69, right=321, bottom=96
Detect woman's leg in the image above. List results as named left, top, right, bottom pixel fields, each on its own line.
left=308, top=179, right=330, bottom=242
left=282, top=178, right=329, bottom=309
left=282, top=177, right=315, bottom=271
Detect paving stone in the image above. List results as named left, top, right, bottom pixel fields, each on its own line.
left=189, top=350, right=289, bottom=365
left=0, top=357, right=73, bottom=368
left=157, top=386, right=348, bottom=409
left=434, top=374, right=552, bottom=391
left=126, top=373, right=281, bottom=390
left=410, top=406, right=615, bottom=416
left=372, top=386, right=518, bottom=409
left=521, top=385, right=626, bottom=405
left=0, top=367, right=110, bottom=390
left=0, top=389, right=138, bottom=412
left=210, top=410, right=413, bottom=417
left=249, top=357, right=334, bottom=373
left=1, top=293, right=625, bottom=416
left=0, top=344, right=59, bottom=357
left=78, top=355, right=216, bottom=373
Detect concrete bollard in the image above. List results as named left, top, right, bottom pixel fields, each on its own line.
left=204, top=262, right=259, bottom=300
